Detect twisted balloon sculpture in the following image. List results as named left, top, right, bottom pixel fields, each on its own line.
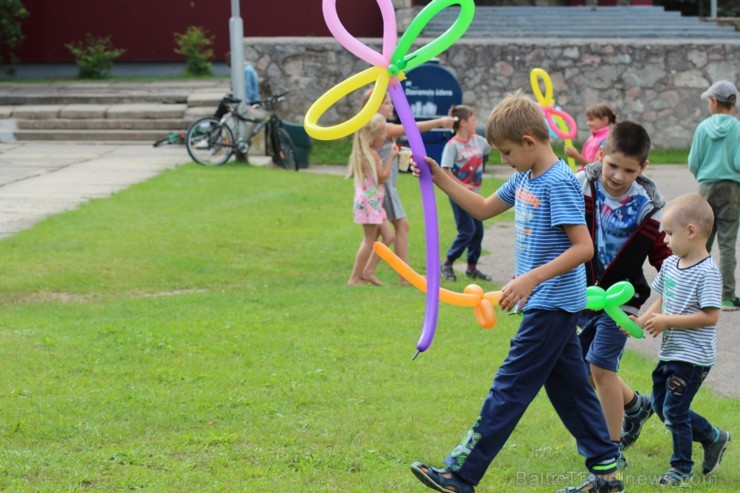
left=530, top=68, right=578, bottom=172
left=305, top=0, right=476, bottom=357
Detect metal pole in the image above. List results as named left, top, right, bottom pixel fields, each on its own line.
left=710, top=0, right=717, bottom=19
left=229, top=0, right=246, bottom=149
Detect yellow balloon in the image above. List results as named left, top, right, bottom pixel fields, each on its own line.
left=530, top=67, right=554, bottom=106
left=552, top=113, right=577, bottom=172
left=304, top=66, right=389, bottom=140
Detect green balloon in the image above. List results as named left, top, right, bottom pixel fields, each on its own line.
left=391, top=0, right=475, bottom=73
left=585, top=281, right=644, bottom=339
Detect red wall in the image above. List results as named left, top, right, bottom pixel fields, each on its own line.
left=17, top=0, right=383, bottom=62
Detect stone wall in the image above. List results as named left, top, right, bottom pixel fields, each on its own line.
left=246, top=37, right=739, bottom=149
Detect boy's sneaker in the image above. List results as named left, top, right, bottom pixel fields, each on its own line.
left=465, top=269, right=491, bottom=281
left=441, top=264, right=457, bottom=282
left=620, top=392, right=653, bottom=449
left=702, top=428, right=730, bottom=475
left=410, top=462, right=475, bottom=493
left=656, top=467, right=693, bottom=486
left=721, top=297, right=740, bottom=311
left=556, top=473, right=624, bottom=492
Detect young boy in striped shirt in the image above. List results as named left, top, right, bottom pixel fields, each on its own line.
left=632, top=194, right=730, bottom=486
left=408, top=91, right=623, bottom=493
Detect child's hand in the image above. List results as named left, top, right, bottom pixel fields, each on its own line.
left=564, top=147, right=578, bottom=158
left=390, top=143, right=400, bottom=158
left=499, top=274, right=535, bottom=313
left=409, top=156, right=442, bottom=179
left=619, top=315, right=641, bottom=337
left=644, top=313, right=670, bottom=337
left=438, top=116, right=456, bottom=129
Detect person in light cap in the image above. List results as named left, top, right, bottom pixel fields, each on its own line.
left=688, top=80, right=740, bottom=310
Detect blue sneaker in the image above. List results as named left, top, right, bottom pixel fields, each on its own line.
left=656, top=467, right=693, bottom=486
left=557, top=473, right=624, bottom=492
left=702, top=428, right=730, bottom=475
left=410, top=462, right=475, bottom=493
left=621, top=392, right=653, bottom=449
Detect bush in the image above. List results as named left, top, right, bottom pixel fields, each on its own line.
left=66, top=33, right=125, bottom=79
left=174, top=26, right=214, bottom=77
left=0, top=0, right=29, bottom=71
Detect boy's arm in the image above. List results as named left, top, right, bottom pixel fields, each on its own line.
left=385, top=116, right=455, bottom=139
left=499, top=224, right=593, bottom=312
left=648, top=230, right=672, bottom=271
left=643, top=307, right=720, bottom=338
left=687, top=125, right=702, bottom=175
left=414, top=156, right=512, bottom=220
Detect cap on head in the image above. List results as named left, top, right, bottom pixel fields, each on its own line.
left=701, top=80, right=737, bottom=104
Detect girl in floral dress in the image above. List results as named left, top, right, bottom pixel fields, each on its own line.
left=347, top=114, right=399, bottom=285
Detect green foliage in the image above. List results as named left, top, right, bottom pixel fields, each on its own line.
left=0, top=0, right=29, bottom=70
left=174, top=26, right=214, bottom=77
left=0, top=166, right=736, bottom=491
left=65, top=33, right=126, bottom=79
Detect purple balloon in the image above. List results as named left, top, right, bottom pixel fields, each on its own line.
left=388, top=83, right=440, bottom=355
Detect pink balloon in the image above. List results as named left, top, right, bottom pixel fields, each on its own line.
left=543, top=106, right=577, bottom=140
left=322, top=0, right=397, bottom=67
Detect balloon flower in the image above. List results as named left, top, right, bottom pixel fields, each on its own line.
left=374, top=243, right=502, bottom=335
left=586, top=281, right=645, bottom=338
left=529, top=68, right=578, bottom=172
left=305, top=0, right=476, bottom=357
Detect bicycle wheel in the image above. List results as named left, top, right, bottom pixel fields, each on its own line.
left=186, top=117, right=235, bottom=166
left=274, top=127, right=298, bottom=171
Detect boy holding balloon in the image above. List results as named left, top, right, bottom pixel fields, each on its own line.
left=409, top=91, right=623, bottom=493
left=575, top=121, right=672, bottom=464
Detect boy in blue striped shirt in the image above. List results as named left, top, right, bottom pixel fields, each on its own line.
left=409, top=91, right=623, bottom=493
left=631, top=194, right=730, bottom=486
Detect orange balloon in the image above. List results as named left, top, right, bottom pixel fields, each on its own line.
left=373, top=242, right=502, bottom=329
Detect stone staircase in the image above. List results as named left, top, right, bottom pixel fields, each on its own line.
left=422, top=6, right=740, bottom=39
left=0, top=80, right=231, bottom=142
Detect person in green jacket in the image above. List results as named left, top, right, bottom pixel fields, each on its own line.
left=688, top=80, right=740, bottom=310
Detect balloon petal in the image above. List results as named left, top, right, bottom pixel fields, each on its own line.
left=392, top=0, right=475, bottom=72
left=475, top=299, right=496, bottom=329
left=304, top=67, right=389, bottom=140
left=530, top=67, right=553, bottom=106
left=322, top=0, right=391, bottom=67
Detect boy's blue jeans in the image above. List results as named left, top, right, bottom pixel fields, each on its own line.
left=652, top=360, right=715, bottom=474
left=446, top=199, right=483, bottom=266
left=444, top=310, right=617, bottom=486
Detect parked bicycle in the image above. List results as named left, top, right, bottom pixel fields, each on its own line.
left=185, top=91, right=297, bottom=169
left=152, top=130, right=185, bottom=147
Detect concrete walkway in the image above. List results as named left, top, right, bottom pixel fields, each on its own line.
left=0, top=142, right=737, bottom=398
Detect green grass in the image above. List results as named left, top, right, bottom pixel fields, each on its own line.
left=309, top=138, right=690, bottom=166
left=0, top=164, right=735, bottom=492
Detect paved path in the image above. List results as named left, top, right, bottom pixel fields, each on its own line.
left=0, top=142, right=737, bottom=398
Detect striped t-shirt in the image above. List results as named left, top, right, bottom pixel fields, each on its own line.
left=497, top=160, right=587, bottom=313
left=652, top=255, right=722, bottom=366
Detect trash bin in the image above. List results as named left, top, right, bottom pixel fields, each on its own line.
left=282, top=121, right=312, bottom=168
left=400, top=60, right=462, bottom=163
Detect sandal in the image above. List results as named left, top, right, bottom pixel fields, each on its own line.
left=410, top=462, right=475, bottom=493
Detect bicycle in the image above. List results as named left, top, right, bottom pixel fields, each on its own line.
left=185, top=91, right=298, bottom=170
left=152, top=130, right=185, bottom=147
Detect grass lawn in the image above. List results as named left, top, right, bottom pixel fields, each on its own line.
left=310, top=138, right=689, bottom=167
left=0, top=164, right=735, bottom=492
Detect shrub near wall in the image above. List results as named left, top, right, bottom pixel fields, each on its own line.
left=246, top=37, right=738, bottom=149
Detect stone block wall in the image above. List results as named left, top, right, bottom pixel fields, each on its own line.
left=247, top=37, right=739, bottom=149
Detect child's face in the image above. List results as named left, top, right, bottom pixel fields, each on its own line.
left=586, top=114, right=610, bottom=133
left=495, top=138, right=535, bottom=173
left=460, top=115, right=477, bottom=133
left=600, top=152, right=645, bottom=197
left=661, top=210, right=694, bottom=258
left=378, top=96, right=394, bottom=119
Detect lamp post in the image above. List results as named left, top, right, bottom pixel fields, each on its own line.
left=229, top=0, right=246, bottom=158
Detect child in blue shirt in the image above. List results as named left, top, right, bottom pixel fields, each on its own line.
left=409, top=91, right=622, bottom=493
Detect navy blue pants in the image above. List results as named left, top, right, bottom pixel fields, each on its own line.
left=652, top=360, right=715, bottom=474
left=446, top=199, right=484, bottom=266
left=444, top=310, right=618, bottom=485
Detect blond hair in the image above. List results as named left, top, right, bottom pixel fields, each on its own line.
left=347, top=113, right=386, bottom=183
left=485, top=90, right=550, bottom=147
left=665, top=194, right=714, bottom=238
